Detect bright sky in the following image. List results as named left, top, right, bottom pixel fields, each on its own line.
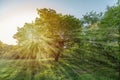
left=0, top=0, right=117, bottom=45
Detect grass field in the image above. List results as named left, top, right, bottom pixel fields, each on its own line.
left=0, top=59, right=118, bottom=80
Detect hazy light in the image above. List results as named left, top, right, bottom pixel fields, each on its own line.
left=0, top=11, right=38, bottom=45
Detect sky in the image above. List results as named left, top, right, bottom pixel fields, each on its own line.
left=0, top=0, right=117, bottom=45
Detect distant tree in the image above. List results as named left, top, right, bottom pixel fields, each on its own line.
left=0, top=41, right=13, bottom=59
left=0, top=41, right=5, bottom=56
left=81, top=11, right=102, bottom=27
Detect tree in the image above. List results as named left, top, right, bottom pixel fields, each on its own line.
left=0, top=41, right=5, bottom=56
left=79, top=4, right=120, bottom=79
left=14, top=8, right=82, bottom=61
left=99, top=4, right=120, bottom=79
left=81, top=11, right=102, bottom=27
left=0, top=41, right=14, bottom=59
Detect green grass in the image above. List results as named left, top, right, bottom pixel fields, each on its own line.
left=0, top=59, right=118, bottom=80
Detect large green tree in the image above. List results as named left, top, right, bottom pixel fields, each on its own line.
left=14, top=8, right=82, bottom=61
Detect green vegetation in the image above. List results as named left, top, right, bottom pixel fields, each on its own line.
left=0, top=2, right=120, bottom=80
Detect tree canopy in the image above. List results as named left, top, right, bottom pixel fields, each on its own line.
left=13, top=8, right=82, bottom=61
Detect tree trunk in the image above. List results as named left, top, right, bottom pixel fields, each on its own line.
left=54, top=51, right=60, bottom=62
left=54, top=40, right=64, bottom=62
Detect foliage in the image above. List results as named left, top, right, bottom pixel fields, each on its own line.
left=0, top=2, right=120, bottom=80
left=13, top=8, right=82, bottom=61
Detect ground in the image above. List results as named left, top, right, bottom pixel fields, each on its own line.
left=0, top=59, right=117, bottom=80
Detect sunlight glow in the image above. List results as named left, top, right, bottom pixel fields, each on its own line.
left=0, top=11, right=38, bottom=45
